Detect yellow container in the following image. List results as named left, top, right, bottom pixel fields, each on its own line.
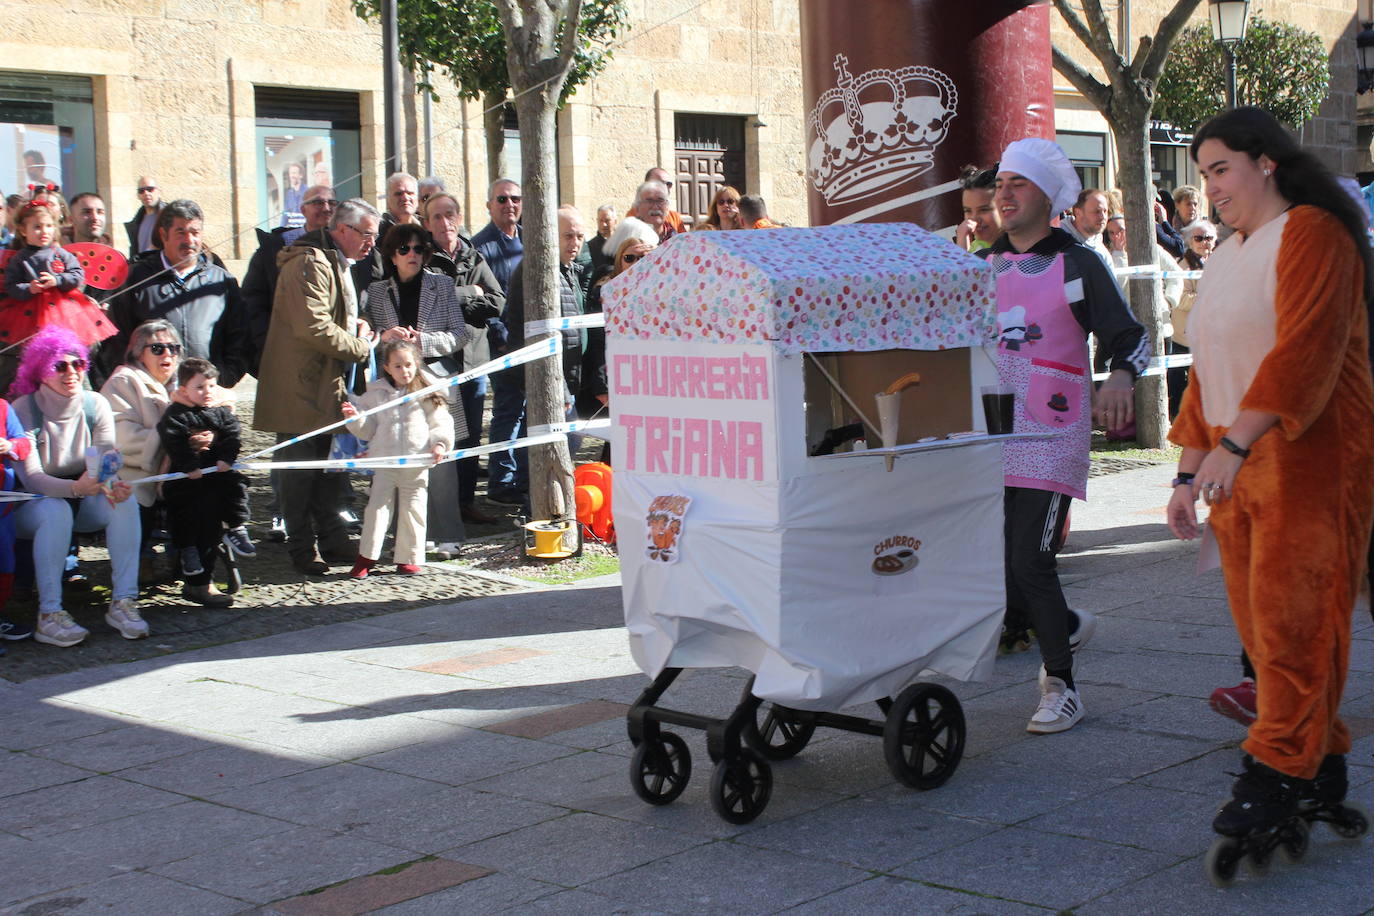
left=524, top=519, right=575, bottom=559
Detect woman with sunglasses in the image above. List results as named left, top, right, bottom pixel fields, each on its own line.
left=10, top=327, right=142, bottom=647
left=366, top=223, right=469, bottom=556
left=579, top=218, right=659, bottom=425
left=695, top=186, right=744, bottom=231
left=100, top=320, right=184, bottom=581
left=1167, top=219, right=1218, bottom=416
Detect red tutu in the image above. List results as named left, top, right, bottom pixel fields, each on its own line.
left=0, top=289, right=118, bottom=349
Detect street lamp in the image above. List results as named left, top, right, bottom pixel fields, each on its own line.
left=1359, top=22, right=1374, bottom=94
left=1208, top=0, right=1251, bottom=109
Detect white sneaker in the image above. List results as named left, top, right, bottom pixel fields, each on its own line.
left=1027, top=676, right=1084, bottom=734
left=429, top=541, right=461, bottom=559
left=34, top=610, right=89, bottom=647
left=1068, top=609, right=1097, bottom=653
left=105, top=598, right=149, bottom=640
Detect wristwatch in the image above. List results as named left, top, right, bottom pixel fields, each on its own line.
left=1171, top=471, right=1195, bottom=488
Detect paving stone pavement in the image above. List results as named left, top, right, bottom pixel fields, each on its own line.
left=4, top=464, right=1374, bottom=914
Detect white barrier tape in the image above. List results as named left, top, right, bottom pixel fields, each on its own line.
left=1111, top=264, right=1203, bottom=281
left=528, top=418, right=612, bottom=436
left=0, top=490, right=39, bottom=502
left=1091, top=352, right=1193, bottom=382
left=241, top=337, right=560, bottom=461
left=526, top=313, right=606, bottom=335
left=235, top=430, right=568, bottom=472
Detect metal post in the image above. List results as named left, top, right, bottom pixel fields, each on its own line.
left=1224, top=44, right=1237, bottom=108
left=381, top=0, right=403, bottom=174
left=423, top=87, right=433, bottom=176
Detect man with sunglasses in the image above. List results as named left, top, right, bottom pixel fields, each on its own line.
left=255, top=198, right=377, bottom=575
left=123, top=176, right=163, bottom=258
left=473, top=178, right=526, bottom=504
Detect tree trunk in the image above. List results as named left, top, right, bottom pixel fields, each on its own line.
left=499, top=1, right=579, bottom=530
left=1112, top=112, right=1169, bottom=449
left=483, top=89, right=509, bottom=185
left=402, top=68, right=420, bottom=177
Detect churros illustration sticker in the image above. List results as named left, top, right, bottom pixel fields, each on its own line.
left=871, top=535, right=921, bottom=577
left=646, top=494, right=692, bottom=564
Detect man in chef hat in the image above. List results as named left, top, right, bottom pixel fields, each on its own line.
left=979, top=138, right=1151, bottom=734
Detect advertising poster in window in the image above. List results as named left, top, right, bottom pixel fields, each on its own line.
left=0, top=124, right=70, bottom=194
left=260, top=133, right=335, bottom=230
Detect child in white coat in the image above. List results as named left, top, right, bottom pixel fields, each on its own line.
left=342, top=339, right=454, bottom=578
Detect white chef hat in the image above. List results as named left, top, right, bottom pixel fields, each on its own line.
left=998, top=138, right=1082, bottom=215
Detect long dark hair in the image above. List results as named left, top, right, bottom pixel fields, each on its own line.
left=1191, top=107, right=1374, bottom=305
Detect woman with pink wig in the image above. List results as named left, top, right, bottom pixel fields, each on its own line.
left=10, top=326, right=142, bottom=647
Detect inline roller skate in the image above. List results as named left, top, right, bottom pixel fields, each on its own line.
left=1296, top=754, right=1370, bottom=840
left=1204, top=755, right=1309, bottom=887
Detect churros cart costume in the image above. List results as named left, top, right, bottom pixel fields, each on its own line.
left=604, top=223, right=1020, bottom=823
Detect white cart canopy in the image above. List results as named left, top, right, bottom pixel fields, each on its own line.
left=602, top=222, right=995, bottom=354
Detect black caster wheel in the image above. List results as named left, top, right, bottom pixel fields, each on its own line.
left=882, top=683, right=965, bottom=790
left=1278, top=819, right=1309, bottom=864
left=744, top=702, right=815, bottom=761
left=709, top=748, right=772, bottom=824
left=1204, top=836, right=1244, bottom=888
left=630, top=732, right=691, bottom=806
left=1332, top=802, right=1371, bottom=839
left=1246, top=839, right=1272, bottom=876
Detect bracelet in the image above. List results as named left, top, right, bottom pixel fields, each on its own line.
left=1171, top=472, right=1195, bottom=488
left=1219, top=436, right=1251, bottom=459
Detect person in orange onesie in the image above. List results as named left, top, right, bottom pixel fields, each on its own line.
left=1166, top=107, right=1374, bottom=847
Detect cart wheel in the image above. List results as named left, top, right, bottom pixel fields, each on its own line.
left=1204, top=836, right=1244, bottom=888
left=630, top=732, right=691, bottom=806
left=882, top=683, right=965, bottom=790
left=744, top=702, right=815, bottom=761
left=709, top=748, right=772, bottom=824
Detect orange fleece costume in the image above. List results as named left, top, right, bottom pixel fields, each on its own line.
left=1170, top=205, right=1374, bottom=780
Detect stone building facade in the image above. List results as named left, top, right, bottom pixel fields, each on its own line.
left=0, top=0, right=1362, bottom=276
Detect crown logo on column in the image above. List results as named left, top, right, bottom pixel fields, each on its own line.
left=806, top=55, right=959, bottom=206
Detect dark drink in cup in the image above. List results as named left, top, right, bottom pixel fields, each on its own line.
left=980, top=386, right=1015, bottom=435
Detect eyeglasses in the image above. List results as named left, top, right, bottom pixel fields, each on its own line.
left=1193, top=235, right=1216, bottom=242
left=304, top=198, right=337, bottom=207
left=395, top=243, right=430, bottom=255
left=146, top=343, right=182, bottom=356
left=641, top=198, right=669, bottom=206
left=137, top=186, right=157, bottom=193
left=622, top=253, right=642, bottom=264
left=344, top=224, right=379, bottom=241
left=52, top=358, right=88, bottom=374
left=495, top=195, right=522, bottom=204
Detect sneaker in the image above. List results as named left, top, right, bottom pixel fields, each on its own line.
left=180, top=547, right=204, bottom=577
left=268, top=516, right=287, bottom=543
left=396, top=563, right=423, bottom=575
left=0, top=617, right=34, bottom=640
left=1209, top=678, right=1257, bottom=726
left=105, top=598, right=149, bottom=640
left=1026, top=676, right=1084, bottom=734
left=348, top=556, right=375, bottom=580
left=34, top=610, right=88, bottom=647
left=429, top=541, right=461, bottom=560
left=223, top=526, right=257, bottom=558
left=1068, top=609, right=1097, bottom=654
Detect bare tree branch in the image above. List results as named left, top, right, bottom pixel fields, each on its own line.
left=1050, top=0, right=1098, bottom=57
left=1051, top=44, right=1113, bottom=116
left=1139, top=0, right=1206, bottom=82
left=1078, top=0, right=1122, bottom=67
left=558, top=0, right=585, bottom=67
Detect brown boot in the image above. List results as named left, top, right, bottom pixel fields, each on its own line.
left=291, top=548, right=328, bottom=576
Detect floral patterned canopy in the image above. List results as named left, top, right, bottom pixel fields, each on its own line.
left=601, top=222, right=996, bottom=354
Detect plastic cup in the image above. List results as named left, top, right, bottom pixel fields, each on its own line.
left=980, top=385, right=1014, bottom=435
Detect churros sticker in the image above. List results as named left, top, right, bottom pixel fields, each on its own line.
left=646, top=494, right=692, bottom=564
left=871, top=534, right=921, bottom=577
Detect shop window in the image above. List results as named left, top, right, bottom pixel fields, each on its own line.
left=254, top=87, right=361, bottom=230
left=0, top=72, right=96, bottom=199
left=1056, top=130, right=1105, bottom=198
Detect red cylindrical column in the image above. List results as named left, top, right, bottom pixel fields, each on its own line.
left=800, top=1, right=1055, bottom=229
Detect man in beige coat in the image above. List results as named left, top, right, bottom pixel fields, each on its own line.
left=255, top=198, right=376, bottom=574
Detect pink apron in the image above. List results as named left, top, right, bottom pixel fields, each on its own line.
left=994, top=254, right=1092, bottom=500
